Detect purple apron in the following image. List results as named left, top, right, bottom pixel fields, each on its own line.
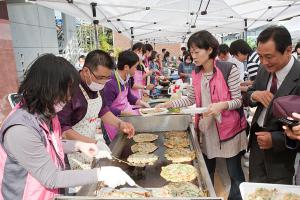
left=104, top=71, right=140, bottom=141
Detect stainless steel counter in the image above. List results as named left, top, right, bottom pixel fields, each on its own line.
left=55, top=114, right=220, bottom=200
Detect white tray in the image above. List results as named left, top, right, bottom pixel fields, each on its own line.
left=239, top=182, right=300, bottom=200
left=139, top=108, right=168, bottom=116
left=181, top=107, right=208, bottom=115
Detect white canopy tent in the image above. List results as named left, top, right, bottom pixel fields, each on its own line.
left=27, top=0, right=300, bottom=43
left=279, top=16, right=300, bottom=41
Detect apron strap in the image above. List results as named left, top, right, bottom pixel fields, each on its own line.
left=79, top=84, right=90, bottom=100
left=114, top=70, right=122, bottom=93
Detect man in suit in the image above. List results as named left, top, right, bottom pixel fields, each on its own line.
left=246, top=25, right=300, bottom=184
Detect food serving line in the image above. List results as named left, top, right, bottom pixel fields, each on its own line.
left=54, top=114, right=223, bottom=200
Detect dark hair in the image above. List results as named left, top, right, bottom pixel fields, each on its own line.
left=79, top=55, right=85, bottom=60
left=18, top=54, right=80, bottom=118
left=218, top=44, right=230, bottom=55
left=117, top=50, right=139, bottom=70
left=187, top=30, right=219, bottom=59
left=293, top=42, right=300, bottom=54
left=144, top=44, right=153, bottom=52
left=162, top=48, right=166, bottom=53
left=164, top=51, right=170, bottom=60
left=149, top=51, right=158, bottom=61
left=181, top=47, right=187, bottom=51
left=256, top=26, right=292, bottom=54
left=229, top=39, right=252, bottom=56
left=84, top=50, right=115, bottom=71
left=132, top=42, right=144, bottom=52
left=184, top=52, right=193, bottom=62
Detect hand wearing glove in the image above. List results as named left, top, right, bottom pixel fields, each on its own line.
left=75, top=141, right=98, bottom=158
left=95, top=140, right=112, bottom=159
left=155, top=101, right=172, bottom=109
left=97, top=166, right=136, bottom=188
left=141, top=101, right=151, bottom=108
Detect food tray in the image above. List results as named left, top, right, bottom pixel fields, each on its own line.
left=139, top=108, right=168, bottom=116
left=239, top=182, right=300, bottom=200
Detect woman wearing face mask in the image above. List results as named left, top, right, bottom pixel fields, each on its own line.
left=131, top=42, right=154, bottom=99
left=103, top=50, right=150, bottom=142
left=58, top=50, right=135, bottom=174
left=178, top=53, right=196, bottom=83
left=156, top=31, right=247, bottom=200
left=0, top=54, right=136, bottom=200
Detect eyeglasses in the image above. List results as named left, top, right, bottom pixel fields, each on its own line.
left=88, top=68, right=111, bottom=83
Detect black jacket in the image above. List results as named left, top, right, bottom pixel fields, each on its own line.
left=245, top=58, right=300, bottom=180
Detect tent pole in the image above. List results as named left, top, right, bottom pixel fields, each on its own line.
left=244, top=18, right=248, bottom=42
left=91, top=2, right=99, bottom=49
left=130, top=27, right=134, bottom=48
left=93, top=21, right=99, bottom=49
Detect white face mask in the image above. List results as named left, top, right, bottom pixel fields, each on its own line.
left=88, top=82, right=105, bottom=91
left=87, top=72, right=105, bottom=91
left=54, top=102, right=66, bottom=113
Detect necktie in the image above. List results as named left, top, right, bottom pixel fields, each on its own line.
left=270, top=73, right=278, bottom=94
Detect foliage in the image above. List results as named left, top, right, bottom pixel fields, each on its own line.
left=77, top=24, right=113, bottom=53
left=247, top=37, right=257, bottom=50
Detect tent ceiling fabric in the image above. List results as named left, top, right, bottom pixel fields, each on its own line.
left=28, top=0, right=300, bottom=43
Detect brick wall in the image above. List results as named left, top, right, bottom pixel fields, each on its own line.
left=113, top=31, right=132, bottom=51
left=0, top=0, right=19, bottom=126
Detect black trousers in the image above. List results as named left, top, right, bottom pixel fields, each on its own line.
left=249, top=123, right=293, bottom=184
left=203, top=152, right=245, bottom=200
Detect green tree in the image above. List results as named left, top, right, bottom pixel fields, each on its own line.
left=99, top=33, right=112, bottom=52
left=247, top=37, right=257, bottom=50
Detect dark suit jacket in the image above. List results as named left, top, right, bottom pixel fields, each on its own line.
left=245, top=58, right=300, bottom=180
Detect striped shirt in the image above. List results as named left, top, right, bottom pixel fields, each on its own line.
left=246, top=51, right=260, bottom=81
left=171, top=64, right=242, bottom=110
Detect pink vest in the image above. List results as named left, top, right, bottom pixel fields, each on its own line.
left=192, top=63, right=247, bottom=142
left=0, top=106, right=65, bottom=200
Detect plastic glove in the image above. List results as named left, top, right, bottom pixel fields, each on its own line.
left=75, top=141, right=98, bottom=158
left=95, top=140, right=112, bottom=160
left=97, top=166, right=136, bottom=188
left=155, top=102, right=172, bottom=109
left=141, top=101, right=151, bottom=108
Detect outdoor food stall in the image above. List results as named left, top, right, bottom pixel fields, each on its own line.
left=55, top=114, right=222, bottom=200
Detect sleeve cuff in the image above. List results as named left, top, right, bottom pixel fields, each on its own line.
left=110, top=107, right=121, bottom=116
left=61, top=126, right=72, bottom=132
left=285, top=136, right=299, bottom=150
left=99, top=106, right=110, bottom=117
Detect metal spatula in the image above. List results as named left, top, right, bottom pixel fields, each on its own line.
left=111, top=155, right=134, bottom=166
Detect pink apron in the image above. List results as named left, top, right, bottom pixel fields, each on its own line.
left=104, top=71, right=140, bottom=141
left=131, top=70, right=144, bottom=99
